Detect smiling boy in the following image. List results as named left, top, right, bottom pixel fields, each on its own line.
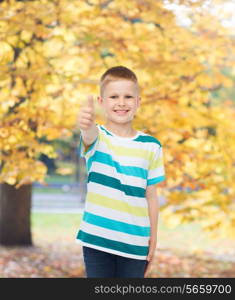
left=76, top=66, right=166, bottom=278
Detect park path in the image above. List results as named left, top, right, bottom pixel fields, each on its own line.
left=32, top=192, right=84, bottom=213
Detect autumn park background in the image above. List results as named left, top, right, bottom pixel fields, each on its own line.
left=0, top=0, right=235, bottom=278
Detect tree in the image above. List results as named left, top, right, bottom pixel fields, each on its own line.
left=0, top=0, right=234, bottom=245
left=0, top=183, right=32, bottom=245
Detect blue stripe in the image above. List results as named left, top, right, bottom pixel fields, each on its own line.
left=87, top=151, right=147, bottom=179
left=83, top=212, right=150, bottom=237
left=147, top=175, right=166, bottom=185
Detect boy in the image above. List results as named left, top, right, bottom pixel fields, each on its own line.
left=76, top=66, right=166, bottom=278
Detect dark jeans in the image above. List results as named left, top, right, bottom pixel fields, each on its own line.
left=82, top=246, right=148, bottom=278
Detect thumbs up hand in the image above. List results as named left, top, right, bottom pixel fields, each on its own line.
left=78, top=95, right=96, bottom=130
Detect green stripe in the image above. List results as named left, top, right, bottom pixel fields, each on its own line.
left=77, top=230, right=149, bottom=256
left=135, top=135, right=162, bottom=146
left=88, top=172, right=145, bottom=198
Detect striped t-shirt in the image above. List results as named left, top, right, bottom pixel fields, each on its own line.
left=76, top=123, right=166, bottom=260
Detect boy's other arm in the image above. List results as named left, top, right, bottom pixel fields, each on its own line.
left=146, top=184, right=159, bottom=240
left=144, top=184, right=159, bottom=277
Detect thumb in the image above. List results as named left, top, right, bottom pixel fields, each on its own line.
left=87, top=95, right=94, bottom=109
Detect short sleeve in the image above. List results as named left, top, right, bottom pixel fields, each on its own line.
left=147, top=144, right=166, bottom=186
left=78, top=124, right=100, bottom=162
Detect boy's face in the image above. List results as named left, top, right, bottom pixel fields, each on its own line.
left=97, top=80, right=141, bottom=125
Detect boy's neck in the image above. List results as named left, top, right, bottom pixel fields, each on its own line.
left=103, top=122, right=137, bottom=138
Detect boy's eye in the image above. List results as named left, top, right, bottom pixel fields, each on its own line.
left=110, top=95, right=133, bottom=99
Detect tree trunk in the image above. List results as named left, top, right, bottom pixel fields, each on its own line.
left=0, top=182, right=32, bottom=246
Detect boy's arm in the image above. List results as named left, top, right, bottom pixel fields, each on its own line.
left=146, top=184, right=159, bottom=259
left=80, top=123, right=98, bottom=148
left=144, top=184, right=159, bottom=277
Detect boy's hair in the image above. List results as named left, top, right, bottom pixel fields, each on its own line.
left=100, top=66, right=139, bottom=96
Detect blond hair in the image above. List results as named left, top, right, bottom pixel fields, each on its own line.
left=100, top=66, right=139, bottom=96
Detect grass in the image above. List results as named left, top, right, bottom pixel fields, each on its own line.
left=31, top=212, right=82, bottom=229
left=31, top=212, right=82, bottom=244
left=43, top=174, right=76, bottom=184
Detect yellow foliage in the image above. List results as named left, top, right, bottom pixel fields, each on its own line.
left=43, top=37, right=65, bottom=57
left=20, top=30, right=33, bottom=43
left=184, top=138, right=203, bottom=148
left=160, top=207, right=183, bottom=229
left=56, top=167, right=73, bottom=175
left=0, top=0, right=234, bottom=238
left=0, top=42, right=14, bottom=64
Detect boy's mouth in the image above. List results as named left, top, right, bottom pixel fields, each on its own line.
left=113, top=110, right=129, bottom=115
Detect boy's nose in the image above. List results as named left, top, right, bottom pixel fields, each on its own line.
left=118, top=98, right=126, bottom=105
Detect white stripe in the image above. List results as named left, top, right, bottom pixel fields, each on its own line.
left=99, top=124, right=151, bottom=146
left=87, top=182, right=147, bottom=207
left=100, top=135, right=152, bottom=151
left=148, top=165, right=165, bottom=179
left=75, top=240, right=147, bottom=260
left=84, top=201, right=150, bottom=227
left=91, top=161, right=146, bottom=187
left=98, top=124, right=160, bottom=160
left=79, top=221, right=149, bottom=246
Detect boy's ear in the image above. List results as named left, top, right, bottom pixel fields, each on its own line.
left=136, top=96, right=141, bottom=110
left=97, top=96, right=104, bottom=106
